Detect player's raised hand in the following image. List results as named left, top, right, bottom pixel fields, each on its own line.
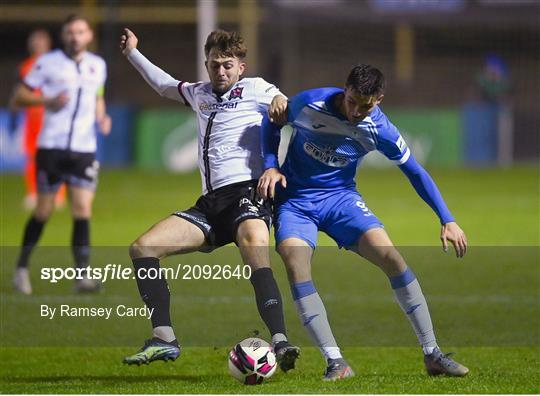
left=440, top=221, right=467, bottom=258
left=120, top=28, right=138, bottom=56
left=269, top=95, right=288, bottom=126
left=258, top=168, right=287, bottom=200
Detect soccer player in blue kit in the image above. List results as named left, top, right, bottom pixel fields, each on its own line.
left=258, top=64, right=469, bottom=380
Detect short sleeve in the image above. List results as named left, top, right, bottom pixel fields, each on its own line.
left=99, top=58, right=107, bottom=87
left=23, top=56, right=47, bottom=90
left=254, top=78, right=285, bottom=111
left=178, top=81, right=201, bottom=109
left=97, top=58, right=107, bottom=96
left=374, top=109, right=411, bottom=165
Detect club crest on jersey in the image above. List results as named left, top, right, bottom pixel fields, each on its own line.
left=228, top=86, right=244, bottom=100
left=303, top=142, right=350, bottom=167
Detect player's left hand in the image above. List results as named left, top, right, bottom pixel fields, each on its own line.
left=98, top=114, right=112, bottom=135
left=258, top=168, right=287, bottom=200
left=440, top=221, right=467, bottom=258
left=269, top=95, right=288, bottom=126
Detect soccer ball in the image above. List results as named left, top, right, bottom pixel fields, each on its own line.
left=228, top=337, right=277, bottom=385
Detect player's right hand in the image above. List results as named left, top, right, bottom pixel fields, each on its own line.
left=120, top=28, right=138, bottom=56
left=269, top=95, right=288, bottom=126
left=258, top=168, right=287, bottom=200
left=45, top=92, right=69, bottom=112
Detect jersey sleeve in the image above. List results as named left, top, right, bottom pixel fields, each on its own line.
left=373, top=109, right=411, bottom=165
left=374, top=108, right=454, bottom=224
left=127, top=48, right=188, bottom=104
left=178, top=81, right=200, bottom=109
left=100, top=57, right=107, bottom=86
left=23, top=55, right=47, bottom=90
left=97, top=57, right=107, bottom=97
left=261, top=114, right=282, bottom=169
left=286, top=89, right=322, bottom=123
left=399, top=153, right=455, bottom=224
left=254, top=77, right=285, bottom=111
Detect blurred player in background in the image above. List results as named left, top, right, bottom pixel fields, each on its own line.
left=259, top=64, right=469, bottom=380
left=11, top=15, right=111, bottom=295
left=120, top=28, right=299, bottom=370
left=11, top=29, right=67, bottom=210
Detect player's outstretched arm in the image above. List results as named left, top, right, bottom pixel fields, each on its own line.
left=120, top=28, right=184, bottom=102
left=398, top=154, right=467, bottom=257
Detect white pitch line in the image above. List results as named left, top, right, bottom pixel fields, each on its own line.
left=0, top=293, right=538, bottom=305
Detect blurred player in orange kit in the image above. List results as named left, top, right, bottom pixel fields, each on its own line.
left=16, top=29, right=66, bottom=210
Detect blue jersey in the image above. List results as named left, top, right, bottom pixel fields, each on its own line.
left=261, top=87, right=455, bottom=225
left=281, top=88, right=409, bottom=192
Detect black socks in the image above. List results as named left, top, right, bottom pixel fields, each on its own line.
left=16, top=216, right=45, bottom=268
left=132, top=257, right=172, bottom=328
left=250, top=267, right=287, bottom=336
left=72, top=218, right=90, bottom=269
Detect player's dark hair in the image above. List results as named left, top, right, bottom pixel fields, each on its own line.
left=62, top=14, right=91, bottom=29
left=346, top=64, right=386, bottom=96
left=204, top=30, right=247, bottom=59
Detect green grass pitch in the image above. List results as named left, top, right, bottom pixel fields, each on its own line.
left=1, top=166, right=539, bottom=393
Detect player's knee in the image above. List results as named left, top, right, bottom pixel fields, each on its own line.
left=33, top=204, right=54, bottom=221
left=129, top=236, right=158, bottom=259
left=71, top=203, right=92, bottom=218
left=33, top=209, right=52, bottom=222
left=277, top=244, right=293, bottom=261
left=376, top=247, right=406, bottom=273
left=237, top=229, right=268, bottom=247
left=277, top=242, right=310, bottom=263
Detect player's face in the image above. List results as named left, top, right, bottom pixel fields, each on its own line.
left=342, top=88, right=384, bottom=124
left=206, top=48, right=246, bottom=94
left=28, top=30, right=51, bottom=57
left=62, top=19, right=93, bottom=56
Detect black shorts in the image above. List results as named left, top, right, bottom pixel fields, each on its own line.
left=173, top=179, right=272, bottom=249
left=36, top=149, right=99, bottom=193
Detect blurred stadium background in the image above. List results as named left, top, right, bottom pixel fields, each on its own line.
left=1, top=0, right=538, bottom=175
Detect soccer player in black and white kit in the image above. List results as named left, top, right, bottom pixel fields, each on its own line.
left=120, top=28, right=299, bottom=370
left=11, top=15, right=111, bottom=294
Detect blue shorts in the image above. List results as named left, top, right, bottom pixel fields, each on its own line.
left=274, top=189, right=383, bottom=249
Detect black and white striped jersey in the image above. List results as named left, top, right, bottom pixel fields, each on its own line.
left=179, top=78, right=283, bottom=194
left=127, top=48, right=284, bottom=195
left=24, top=49, right=107, bottom=153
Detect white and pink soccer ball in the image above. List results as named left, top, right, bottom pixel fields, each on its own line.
left=228, top=337, right=277, bottom=385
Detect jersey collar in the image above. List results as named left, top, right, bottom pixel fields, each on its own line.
left=325, top=90, right=348, bottom=121
left=60, top=48, right=88, bottom=65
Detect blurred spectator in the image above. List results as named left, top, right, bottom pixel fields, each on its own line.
left=12, top=29, right=67, bottom=210
left=476, top=54, right=510, bottom=104
left=463, top=54, right=513, bottom=166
